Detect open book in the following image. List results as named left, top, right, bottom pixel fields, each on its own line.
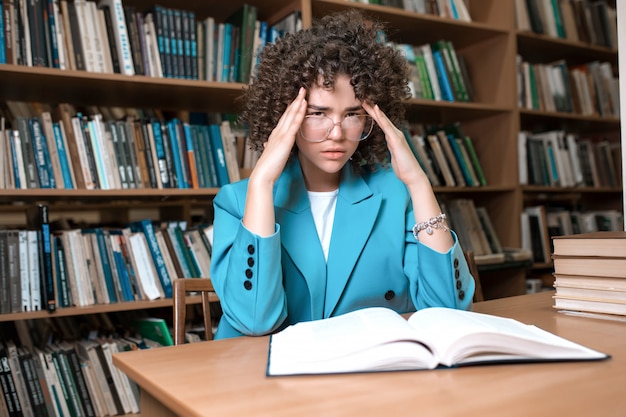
left=266, top=307, right=608, bottom=376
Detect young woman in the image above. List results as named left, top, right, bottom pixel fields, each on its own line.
left=210, top=9, right=475, bottom=339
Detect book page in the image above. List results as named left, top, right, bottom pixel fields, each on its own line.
left=267, top=307, right=438, bottom=376
left=407, top=307, right=608, bottom=366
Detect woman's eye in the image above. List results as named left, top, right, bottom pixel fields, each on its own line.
left=307, top=112, right=325, bottom=117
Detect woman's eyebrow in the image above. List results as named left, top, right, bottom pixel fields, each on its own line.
left=307, top=104, right=364, bottom=111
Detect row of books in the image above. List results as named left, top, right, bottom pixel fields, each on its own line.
left=442, top=198, right=532, bottom=266
left=517, top=57, right=619, bottom=119
left=552, top=231, right=626, bottom=317
left=518, top=130, right=622, bottom=188
left=0, top=0, right=301, bottom=83
left=405, top=123, right=487, bottom=187
left=0, top=102, right=252, bottom=190
left=349, top=0, right=472, bottom=22
left=396, top=39, right=474, bottom=103
left=0, top=205, right=54, bottom=315
left=516, top=0, right=617, bottom=48
left=522, top=205, right=624, bottom=265
left=0, top=213, right=215, bottom=313
left=0, top=337, right=142, bottom=416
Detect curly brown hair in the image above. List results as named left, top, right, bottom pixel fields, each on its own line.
left=238, top=9, right=411, bottom=171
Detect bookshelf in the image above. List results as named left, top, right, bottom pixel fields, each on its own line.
left=0, top=0, right=620, bottom=311
left=514, top=0, right=622, bottom=287
left=0, top=0, right=621, bottom=413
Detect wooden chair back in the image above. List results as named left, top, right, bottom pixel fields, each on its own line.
left=173, top=278, right=219, bottom=345
left=463, top=251, right=484, bottom=303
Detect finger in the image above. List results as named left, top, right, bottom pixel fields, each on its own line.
left=276, top=88, right=307, bottom=131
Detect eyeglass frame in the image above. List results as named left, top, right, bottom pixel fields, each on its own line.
left=299, top=114, right=375, bottom=142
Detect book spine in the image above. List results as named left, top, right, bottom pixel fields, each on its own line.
left=167, top=118, right=188, bottom=189
left=0, top=347, right=22, bottom=417
left=53, top=234, right=70, bottom=307
left=131, top=220, right=172, bottom=298
left=52, top=122, right=74, bottom=188
left=16, top=118, right=39, bottom=188
left=432, top=49, right=454, bottom=102
left=98, top=0, right=133, bottom=74
left=29, top=117, right=56, bottom=188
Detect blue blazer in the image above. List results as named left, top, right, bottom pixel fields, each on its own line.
left=210, top=159, right=474, bottom=339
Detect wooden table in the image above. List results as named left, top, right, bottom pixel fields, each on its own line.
left=113, top=291, right=626, bottom=417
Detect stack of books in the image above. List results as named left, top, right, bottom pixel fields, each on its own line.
left=552, top=231, right=626, bottom=317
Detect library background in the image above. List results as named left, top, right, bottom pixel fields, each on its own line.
left=0, top=1, right=621, bottom=416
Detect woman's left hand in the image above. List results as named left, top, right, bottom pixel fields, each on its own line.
left=362, top=102, right=428, bottom=189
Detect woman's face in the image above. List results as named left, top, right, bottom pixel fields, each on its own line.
left=296, top=75, right=364, bottom=191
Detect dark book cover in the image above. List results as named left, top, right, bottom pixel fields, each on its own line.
left=0, top=347, right=23, bottom=417
left=123, top=5, right=144, bottom=75
left=59, top=343, right=96, bottom=417
left=100, top=4, right=121, bottom=73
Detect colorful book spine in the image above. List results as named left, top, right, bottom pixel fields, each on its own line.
left=37, top=204, right=56, bottom=312
left=166, top=118, right=188, bottom=189
left=53, top=122, right=74, bottom=188
left=29, top=118, right=56, bottom=188
left=130, top=219, right=172, bottom=298
left=432, top=50, right=454, bottom=102
left=209, top=124, right=230, bottom=186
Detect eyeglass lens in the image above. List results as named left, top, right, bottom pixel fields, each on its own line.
left=300, top=115, right=373, bottom=142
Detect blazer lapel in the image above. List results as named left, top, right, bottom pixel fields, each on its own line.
left=275, top=161, right=327, bottom=319
left=324, top=168, right=381, bottom=317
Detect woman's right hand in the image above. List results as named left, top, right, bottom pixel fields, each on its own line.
left=243, top=88, right=307, bottom=236
left=249, top=87, right=307, bottom=186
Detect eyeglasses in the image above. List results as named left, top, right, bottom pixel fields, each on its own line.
left=300, top=114, right=374, bottom=142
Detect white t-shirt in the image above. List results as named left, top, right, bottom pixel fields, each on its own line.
left=307, top=189, right=338, bottom=261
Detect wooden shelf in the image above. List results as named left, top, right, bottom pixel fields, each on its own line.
left=0, top=293, right=219, bottom=323
left=0, top=64, right=246, bottom=112
left=0, top=187, right=220, bottom=203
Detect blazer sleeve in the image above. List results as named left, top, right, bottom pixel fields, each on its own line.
left=210, top=184, right=288, bottom=336
left=404, top=207, right=475, bottom=311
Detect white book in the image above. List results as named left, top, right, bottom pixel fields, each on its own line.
left=27, top=230, right=41, bottom=311
left=96, top=7, right=114, bottom=73
left=267, top=306, right=608, bottom=376
left=87, top=116, right=110, bottom=189
left=98, top=0, right=135, bottom=75
left=10, top=130, right=28, bottom=189
left=76, top=340, right=118, bottom=416
left=216, top=23, right=225, bottom=82
left=100, top=119, right=122, bottom=189
left=107, top=341, right=140, bottom=413
left=66, top=229, right=95, bottom=306
left=18, top=230, right=30, bottom=312
left=128, top=232, right=163, bottom=300
left=71, top=116, right=97, bottom=189
left=20, top=0, right=32, bottom=66
left=143, top=13, right=163, bottom=77
left=74, top=0, right=96, bottom=71
left=87, top=0, right=107, bottom=72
